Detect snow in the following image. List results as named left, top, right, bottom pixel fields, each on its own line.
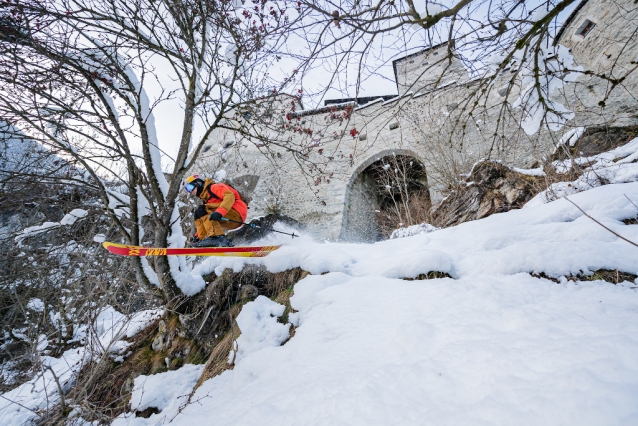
left=60, top=209, right=88, bottom=225
left=195, top=182, right=638, bottom=281
left=93, top=307, right=163, bottom=345
left=486, top=52, right=505, bottom=65
left=130, top=364, right=203, bottom=412
left=113, top=363, right=204, bottom=425
left=107, top=190, right=130, bottom=219
left=529, top=7, right=549, bottom=22
left=224, top=43, right=239, bottom=64
left=214, top=169, right=227, bottom=181
left=140, top=257, right=162, bottom=288
left=125, top=309, right=164, bottom=338
left=556, top=126, right=586, bottom=150
left=526, top=137, right=638, bottom=207
left=512, top=40, right=583, bottom=135
left=511, top=166, right=545, bottom=176
left=229, top=296, right=291, bottom=363
left=36, top=335, right=48, bottom=352
left=0, top=347, right=87, bottom=425
left=26, top=298, right=45, bottom=312
left=114, top=179, right=637, bottom=424
left=391, top=222, right=439, bottom=239
left=172, top=272, right=638, bottom=425
left=14, top=221, right=60, bottom=244
left=14, top=209, right=89, bottom=244
left=223, top=43, right=246, bottom=73
left=414, top=1, right=445, bottom=19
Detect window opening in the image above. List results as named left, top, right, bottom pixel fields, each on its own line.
left=576, top=19, right=596, bottom=38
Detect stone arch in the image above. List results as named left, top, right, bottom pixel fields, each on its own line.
left=340, top=149, right=431, bottom=241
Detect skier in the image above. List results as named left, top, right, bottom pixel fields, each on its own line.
left=183, top=174, right=248, bottom=247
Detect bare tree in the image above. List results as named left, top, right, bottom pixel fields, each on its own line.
left=0, top=0, right=309, bottom=310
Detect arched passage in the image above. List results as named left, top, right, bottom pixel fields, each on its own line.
left=340, top=150, right=431, bottom=242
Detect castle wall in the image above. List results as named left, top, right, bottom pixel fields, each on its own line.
left=394, top=42, right=468, bottom=96
left=558, top=0, right=638, bottom=126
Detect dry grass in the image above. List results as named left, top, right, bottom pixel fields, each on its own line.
left=403, top=271, right=452, bottom=280
left=377, top=189, right=433, bottom=238
left=193, top=279, right=304, bottom=391
left=194, top=327, right=241, bottom=389
left=531, top=269, right=637, bottom=285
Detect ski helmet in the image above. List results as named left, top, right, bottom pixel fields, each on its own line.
left=183, top=174, right=205, bottom=195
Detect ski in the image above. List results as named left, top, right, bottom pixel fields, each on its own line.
left=103, top=242, right=281, bottom=258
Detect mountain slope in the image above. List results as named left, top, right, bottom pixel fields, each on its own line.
left=113, top=181, right=638, bottom=426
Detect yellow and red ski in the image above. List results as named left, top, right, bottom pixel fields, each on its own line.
left=103, top=242, right=280, bottom=258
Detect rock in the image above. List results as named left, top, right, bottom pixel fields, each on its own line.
left=552, top=126, right=638, bottom=161
left=121, top=377, right=134, bottom=395
left=240, top=284, right=259, bottom=300
left=151, top=320, right=169, bottom=352
left=431, top=161, right=542, bottom=228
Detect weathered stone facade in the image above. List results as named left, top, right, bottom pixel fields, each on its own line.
left=193, top=0, right=638, bottom=241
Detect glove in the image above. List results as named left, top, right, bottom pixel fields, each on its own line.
left=209, top=211, right=223, bottom=221
left=191, top=235, right=200, bottom=243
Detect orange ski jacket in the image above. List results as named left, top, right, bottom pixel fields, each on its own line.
left=199, top=178, right=248, bottom=221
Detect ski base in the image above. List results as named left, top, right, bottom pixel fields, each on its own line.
left=103, top=242, right=280, bottom=257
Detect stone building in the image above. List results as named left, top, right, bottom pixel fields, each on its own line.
left=192, top=0, right=638, bottom=241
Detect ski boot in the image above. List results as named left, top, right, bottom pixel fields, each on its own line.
left=192, top=235, right=234, bottom=248
left=188, top=235, right=200, bottom=248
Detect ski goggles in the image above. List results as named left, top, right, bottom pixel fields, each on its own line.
left=184, top=182, right=197, bottom=193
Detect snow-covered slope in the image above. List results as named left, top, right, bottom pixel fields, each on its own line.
left=111, top=181, right=638, bottom=425
left=174, top=274, right=638, bottom=425
left=192, top=182, right=638, bottom=289
left=3, top=134, right=638, bottom=425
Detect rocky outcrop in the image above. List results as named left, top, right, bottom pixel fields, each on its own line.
left=176, top=266, right=308, bottom=351
left=431, top=161, right=542, bottom=228
left=552, top=126, right=638, bottom=161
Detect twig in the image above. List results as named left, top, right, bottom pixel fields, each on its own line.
left=624, top=194, right=638, bottom=212
left=44, top=364, right=67, bottom=416
left=564, top=196, right=638, bottom=248
left=0, top=395, right=42, bottom=417
left=196, top=305, right=214, bottom=335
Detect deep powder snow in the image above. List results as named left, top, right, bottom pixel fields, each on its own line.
left=111, top=182, right=638, bottom=426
